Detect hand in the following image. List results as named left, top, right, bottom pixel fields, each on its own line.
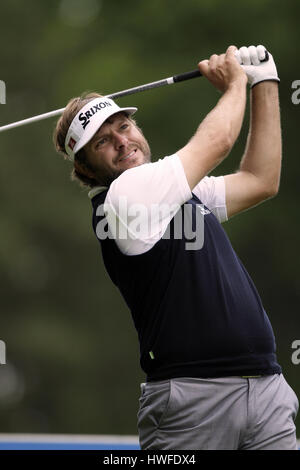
left=234, top=45, right=280, bottom=88
left=198, top=45, right=247, bottom=93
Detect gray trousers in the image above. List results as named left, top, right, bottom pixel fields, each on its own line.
left=137, top=374, right=299, bottom=450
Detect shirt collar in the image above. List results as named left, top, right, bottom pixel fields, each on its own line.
left=88, top=186, right=108, bottom=199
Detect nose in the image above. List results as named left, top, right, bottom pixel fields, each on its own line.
left=113, top=131, right=128, bottom=149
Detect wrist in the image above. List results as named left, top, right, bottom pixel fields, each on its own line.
left=251, top=78, right=280, bottom=89
left=250, top=80, right=279, bottom=104
left=227, top=76, right=248, bottom=92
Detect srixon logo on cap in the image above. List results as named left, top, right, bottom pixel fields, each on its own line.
left=79, top=101, right=112, bottom=129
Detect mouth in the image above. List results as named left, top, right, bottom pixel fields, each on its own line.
left=119, top=149, right=137, bottom=162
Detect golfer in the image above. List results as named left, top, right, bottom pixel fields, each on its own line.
left=54, top=45, right=298, bottom=450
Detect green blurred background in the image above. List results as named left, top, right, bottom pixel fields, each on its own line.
left=0, top=0, right=299, bottom=436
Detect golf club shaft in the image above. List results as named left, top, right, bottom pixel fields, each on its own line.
left=0, top=50, right=269, bottom=133
left=0, top=69, right=202, bottom=133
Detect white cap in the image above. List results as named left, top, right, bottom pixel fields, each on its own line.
left=65, top=96, right=137, bottom=160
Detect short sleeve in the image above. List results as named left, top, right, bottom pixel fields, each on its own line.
left=103, top=154, right=192, bottom=255
left=192, top=175, right=228, bottom=223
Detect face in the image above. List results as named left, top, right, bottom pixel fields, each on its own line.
left=78, top=112, right=151, bottom=186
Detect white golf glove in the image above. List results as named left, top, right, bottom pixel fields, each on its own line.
left=234, top=45, right=280, bottom=88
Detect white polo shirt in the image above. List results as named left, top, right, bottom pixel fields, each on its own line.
left=88, top=153, right=228, bottom=255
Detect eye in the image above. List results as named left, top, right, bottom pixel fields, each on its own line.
left=120, top=122, right=129, bottom=130
left=95, top=137, right=107, bottom=148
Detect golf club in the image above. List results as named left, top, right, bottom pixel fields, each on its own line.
left=0, top=51, right=269, bottom=133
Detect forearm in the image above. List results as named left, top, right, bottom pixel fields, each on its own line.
left=197, top=80, right=247, bottom=157
left=239, top=82, right=282, bottom=194
left=178, top=79, right=247, bottom=189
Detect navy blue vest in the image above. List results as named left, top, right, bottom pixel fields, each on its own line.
left=91, top=189, right=281, bottom=381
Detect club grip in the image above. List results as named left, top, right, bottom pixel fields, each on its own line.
left=173, top=69, right=202, bottom=83
left=261, top=50, right=269, bottom=62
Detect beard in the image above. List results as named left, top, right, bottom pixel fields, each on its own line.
left=91, top=136, right=151, bottom=187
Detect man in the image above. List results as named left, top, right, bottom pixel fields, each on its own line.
left=54, top=45, right=298, bottom=450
